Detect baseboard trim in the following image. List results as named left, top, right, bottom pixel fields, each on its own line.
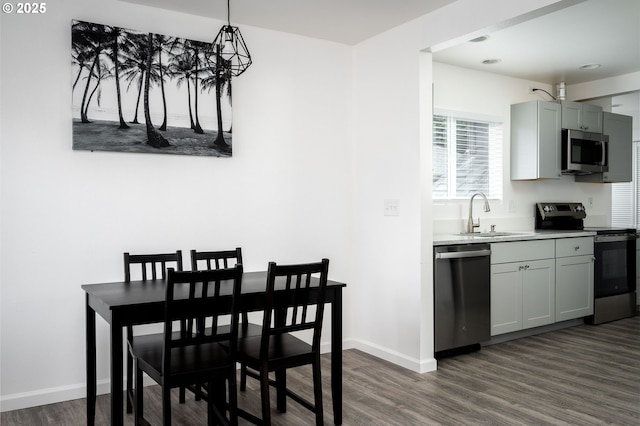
left=2, top=341, right=436, bottom=412
left=1, top=380, right=105, bottom=413
left=0, top=376, right=157, bottom=413
left=345, top=338, right=437, bottom=374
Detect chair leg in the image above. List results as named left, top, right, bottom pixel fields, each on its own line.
left=312, top=358, right=324, bottom=426
left=206, top=383, right=215, bottom=426
left=240, top=363, right=247, bottom=391
left=275, top=369, right=286, bottom=413
left=126, top=333, right=133, bottom=413
left=162, top=385, right=172, bottom=426
left=135, top=363, right=143, bottom=426
left=228, top=371, right=238, bottom=426
left=259, top=366, right=272, bottom=426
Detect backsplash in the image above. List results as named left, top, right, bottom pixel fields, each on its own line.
left=433, top=214, right=609, bottom=235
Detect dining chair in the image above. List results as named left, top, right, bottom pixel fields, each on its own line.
left=128, top=266, right=243, bottom=426
left=190, top=248, right=262, bottom=399
left=236, top=258, right=329, bottom=426
left=123, top=251, right=183, bottom=413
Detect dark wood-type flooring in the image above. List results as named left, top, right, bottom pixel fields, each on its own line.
left=3, top=315, right=639, bottom=425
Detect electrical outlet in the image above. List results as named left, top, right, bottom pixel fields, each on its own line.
left=384, top=199, right=400, bottom=216
left=588, top=197, right=593, bottom=209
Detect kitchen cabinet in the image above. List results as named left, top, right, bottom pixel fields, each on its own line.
left=511, top=100, right=562, bottom=180
left=555, top=237, right=594, bottom=321
left=561, top=101, right=603, bottom=133
left=576, top=112, right=632, bottom=183
left=490, top=240, right=555, bottom=336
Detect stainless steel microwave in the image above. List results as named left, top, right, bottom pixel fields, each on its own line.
left=561, top=129, right=608, bottom=174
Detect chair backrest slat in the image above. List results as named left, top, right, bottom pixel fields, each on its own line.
left=124, top=251, right=183, bottom=282
left=163, top=266, right=243, bottom=374
left=191, top=248, right=242, bottom=272
left=260, top=259, right=329, bottom=358
left=191, top=248, right=244, bottom=329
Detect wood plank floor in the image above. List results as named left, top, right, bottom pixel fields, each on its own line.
left=2, top=315, right=638, bottom=425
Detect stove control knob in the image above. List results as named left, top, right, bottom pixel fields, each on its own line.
left=575, top=204, right=585, bottom=212
left=543, top=205, right=553, bottom=213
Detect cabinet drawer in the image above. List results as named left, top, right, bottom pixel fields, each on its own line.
left=556, top=237, right=593, bottom=258
left=491, top=240, right=554, bottom=264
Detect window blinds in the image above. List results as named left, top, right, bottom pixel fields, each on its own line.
left=432, top=114, right=503, bottom=199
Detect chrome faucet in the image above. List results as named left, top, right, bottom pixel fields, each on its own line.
left=466, top=192, right=491, bottom=233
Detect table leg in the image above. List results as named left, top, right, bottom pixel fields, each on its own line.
left=111, top=320, right=124, bottom=426
left=331, top=289, right=343, bottom=425
left=86, top=295, right=96, bottom=426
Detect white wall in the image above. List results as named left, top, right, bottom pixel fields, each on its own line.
left=432, top=62, right=612, bottom=233
left=350, top=0, right=565, bottom=373
left=0, top=0, right=352, bottom=410
left=0, top=0, right=581, bottom=412
left=351, top=21, right=424, bottom=370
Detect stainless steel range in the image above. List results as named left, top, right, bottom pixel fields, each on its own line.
left=535, top=202, right=638, bottom=324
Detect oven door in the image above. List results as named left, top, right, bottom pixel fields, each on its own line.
left=593, top=235, right=636, bottom=298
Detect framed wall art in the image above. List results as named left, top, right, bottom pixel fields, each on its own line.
left=71, top=19, right=233, bottom=157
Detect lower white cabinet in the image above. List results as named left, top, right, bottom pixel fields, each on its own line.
left=490, top=236, right=595, bottom=337
left=490, top=240, right=555, bottom=336
left=522, top=259, right=556, bottom=329
left=555, top=237, right=594, bottom=321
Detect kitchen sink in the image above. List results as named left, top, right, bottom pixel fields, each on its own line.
left=459, top=231, right=528, bottom=238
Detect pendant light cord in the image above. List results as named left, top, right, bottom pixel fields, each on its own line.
left=226, top=0, right=231, bottom=26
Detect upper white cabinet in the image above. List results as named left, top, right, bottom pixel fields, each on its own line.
left=576, top=112, right=633, bottom=183
left=561, top=101, right=603, bottom=133
left=510, top=100, right=562, bottom=180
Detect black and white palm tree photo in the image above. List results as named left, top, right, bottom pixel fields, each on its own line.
left=71, top=19, right=233, bottom=157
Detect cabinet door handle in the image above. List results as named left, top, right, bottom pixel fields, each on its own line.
left=574, top=246, right=580, bottom=251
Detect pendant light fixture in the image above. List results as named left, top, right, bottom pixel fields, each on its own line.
left=213, top=0, right=252, bottom=76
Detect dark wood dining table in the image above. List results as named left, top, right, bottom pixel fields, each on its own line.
left=82, top=271, right=346, bottom=425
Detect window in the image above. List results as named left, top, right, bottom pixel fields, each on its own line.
left=432, top=112, right=503, bottom=199
left=611, top=141, right=639, bottom=227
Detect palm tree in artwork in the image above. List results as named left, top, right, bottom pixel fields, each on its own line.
left=120, top=32, right=150, bottom=124
left=200, top=48, right=232, bottom=150
left=182, top=39, right=207, bottom=134
left=167, top=51, right=197, bottom=130
left=71, top=49, right=93, bottom=92
left=152, top=34, right=179, bottom=131
left=72, top=21, right=109, bottom=123
left=104, top=25, right=131, bottom=129
left=143, top=33, right=169, bottom=148
left=82, top=59, right=110, bottom=119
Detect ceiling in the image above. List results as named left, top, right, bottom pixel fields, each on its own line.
left=121, top=0, right=639, bottom=110
left=432, top=0, right=640, bottom=86
left=119, top=0, right=456, bottom=45
left=122, top=0, right=639, bottom=85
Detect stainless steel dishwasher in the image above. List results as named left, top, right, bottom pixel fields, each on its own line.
left=434, top=243, right=491, bottom=358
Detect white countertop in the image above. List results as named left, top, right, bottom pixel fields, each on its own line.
left=433, top=230, right=597, bottom=246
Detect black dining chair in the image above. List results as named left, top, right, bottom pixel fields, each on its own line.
left=190, top=248, right=262, bottom=398
left=236, top=258, right=329, bottom=426
left=123, top=251, right=183, bottom=413
left=128, top=266, right=243, bottom=426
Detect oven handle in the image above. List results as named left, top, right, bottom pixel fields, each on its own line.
left=594, top=234, right=637, bottom=243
